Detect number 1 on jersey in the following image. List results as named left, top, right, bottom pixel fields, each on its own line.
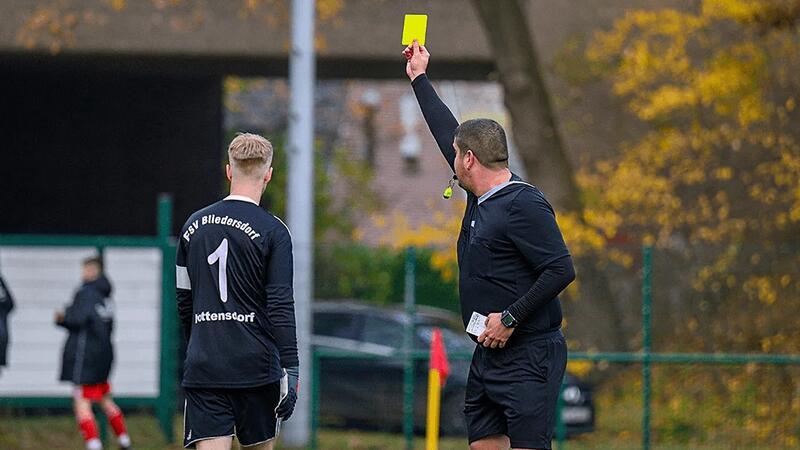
left=207, top=238, right=229, bottom=303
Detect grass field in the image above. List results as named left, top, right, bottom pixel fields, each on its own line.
left=0, top=413, right=468, bottom=450
left=0, top=411, right=790, bottom=450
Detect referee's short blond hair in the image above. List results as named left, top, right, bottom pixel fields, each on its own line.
left=228, top=133, right=273, bottom=178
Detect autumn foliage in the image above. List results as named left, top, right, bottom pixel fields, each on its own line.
left=565, top=1, right=800, bottom=446
left=578, top=0, right=799, bottom=353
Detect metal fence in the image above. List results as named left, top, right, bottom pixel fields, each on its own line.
left=310, top=246, right=800, bottom=450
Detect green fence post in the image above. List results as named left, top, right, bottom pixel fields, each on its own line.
left=555, top=382, right=566, bottom=449
left=96, top=246, right=109, bottom=445
left=402, top=247, right=416, bottom=450
left=642, top=244, right=652, bottom=450
left=157, top=193, right=173, bottom=238
left=310, top=350, right=321, bottom=450
left=156, top=194, right=177, bottom=444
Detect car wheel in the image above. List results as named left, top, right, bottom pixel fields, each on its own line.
left=440, top=393, right=467, bottom=436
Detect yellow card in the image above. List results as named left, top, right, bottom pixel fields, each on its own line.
left=402, top=14, right=428, bottom=46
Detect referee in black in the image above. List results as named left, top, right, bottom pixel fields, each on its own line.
left=176, top=133, right=298, bottom=450
left=404, top=41, right=576, bottom=450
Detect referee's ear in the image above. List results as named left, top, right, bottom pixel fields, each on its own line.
left=226, top=164, right=233, bottom=182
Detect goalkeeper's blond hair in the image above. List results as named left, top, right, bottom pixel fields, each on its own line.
left=227, top=133, right=273, bottom=179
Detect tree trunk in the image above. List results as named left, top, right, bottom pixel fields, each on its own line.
left=472, top=0, right=631, bottom=352
left=471, top=0, right=580, bottom=212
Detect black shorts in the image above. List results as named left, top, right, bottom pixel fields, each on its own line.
left=464, top=330, right=567, bottom=449
left=183, top=382, right=282, bottom=448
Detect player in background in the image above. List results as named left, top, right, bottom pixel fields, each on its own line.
left=0, top=274, right=14, bottom=374
left=56, top=256, right=132, bottom=450
left=176, top=133, right=298, bottom=450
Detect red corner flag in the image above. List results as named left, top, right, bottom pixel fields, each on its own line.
left=427, top=328, right=450, bottom=449
left=429, top=328, right=450, bottom=386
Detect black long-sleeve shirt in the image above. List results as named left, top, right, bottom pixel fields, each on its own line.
left=0, top=276, right=13, bottom=367
left=176, top=196, right=298, bottom=388
left=411, top=74, right=575, bottom=342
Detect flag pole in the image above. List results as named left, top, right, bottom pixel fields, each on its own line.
left=425, top=328, right=449, bottom=450
left=425, top=369, right=442, bottom=450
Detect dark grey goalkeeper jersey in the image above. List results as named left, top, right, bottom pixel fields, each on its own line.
left=176, top=195, right=298, bottom=389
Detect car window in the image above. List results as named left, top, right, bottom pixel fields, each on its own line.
left=416, top=326, right=474, bottom=352
left=361, top=316, right=404, bottom=348
left=313, top=312, right=361, bottom=340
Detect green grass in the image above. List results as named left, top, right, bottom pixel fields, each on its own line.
left=0, top=413, right=182, bottom=450
left=0, top=411, right=791, bottom=449
left=0, top=413, right=467, bottom=450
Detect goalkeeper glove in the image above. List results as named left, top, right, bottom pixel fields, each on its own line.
left=275, top=366, right=298, bottom=420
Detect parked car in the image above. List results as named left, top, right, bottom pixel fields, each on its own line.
left=312, top=301, right=595, bottom=436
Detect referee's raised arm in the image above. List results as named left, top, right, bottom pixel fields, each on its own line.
left=404, top=40, right=459, bottom=172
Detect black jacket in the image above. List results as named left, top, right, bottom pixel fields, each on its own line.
left=0, top=276, right=14, bottom=367
left=58, top=276, right=114, bottom=384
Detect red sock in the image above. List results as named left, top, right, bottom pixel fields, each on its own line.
left=78, top=417, right=99, bottom=442
left=108, top=409, right=128, bottom=437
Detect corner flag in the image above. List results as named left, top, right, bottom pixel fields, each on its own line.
left=430, top=328, right=450, bottom=384
left=426, top=328, right=450, bottom=450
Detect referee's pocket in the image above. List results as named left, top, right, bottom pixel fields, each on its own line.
left=525, top=340, right=552, bottom=383
left=468, top=237, right=494, bottom=279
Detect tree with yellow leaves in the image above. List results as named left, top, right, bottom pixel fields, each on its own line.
left=581, top=0, right=799, bottom=354
left=569, top=2, right=800, bottom=446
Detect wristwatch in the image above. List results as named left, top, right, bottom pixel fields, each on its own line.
left=500, top=310, right=518, bottom=328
